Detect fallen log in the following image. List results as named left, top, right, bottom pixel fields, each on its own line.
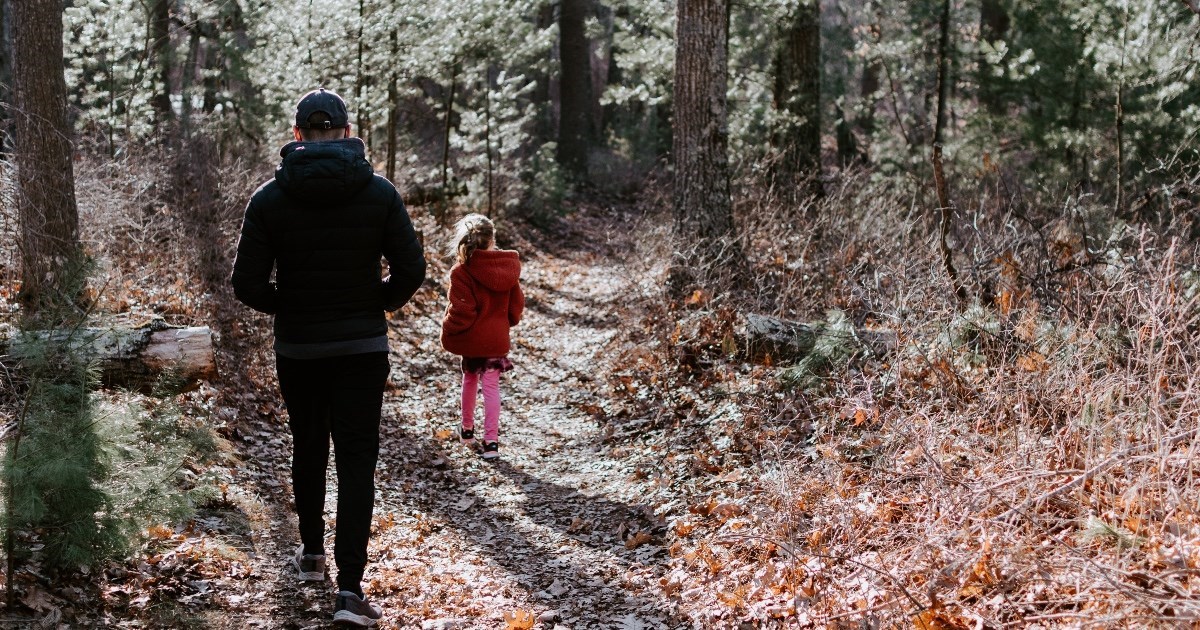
left=403, top=181, right=467, bottom=207
left=1, top=318, right=216, bottom=391
left=740, top=313, right=897, bottom=365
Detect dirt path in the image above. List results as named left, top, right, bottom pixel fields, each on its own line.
left=373, top=248, right=678, bottom=629
left=229, top=231, right=684, bottom=629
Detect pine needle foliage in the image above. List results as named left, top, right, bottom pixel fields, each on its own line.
left=5, top=328, right=126, bottom=570
left=3, top=263, right=220, bottom=573
left=1079, top=516, right=1145, bottom=550
left=521, top=142, right=572, bottom=228
left=779, top=310, right=861, bottom=391
left=100, top=388, right=218, bottom=533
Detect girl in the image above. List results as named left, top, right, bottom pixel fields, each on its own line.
left=441, top=214, right=524, bottom=459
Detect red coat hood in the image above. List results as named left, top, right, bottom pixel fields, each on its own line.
left=466, top=249, right=521, bottom=292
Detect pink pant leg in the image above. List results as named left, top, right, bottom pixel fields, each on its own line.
left=461, top=371, right=479, bottom=429
left=480, top=369, right=502, bottom=442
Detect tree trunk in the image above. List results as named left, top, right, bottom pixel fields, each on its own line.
left=978, top=0, right=1009, bottom=114
left=13, top=0, right=81, bottom=319
left=773, top=0, right=821, bottom=181
left=439, top=59, right=459, bottom=224
left=932, top=0, right=952, bottom=145
left=3, top=323, right=217, bottom=391
left=593, top=2, right=615, bottom=140
left=1114, top=6, right=1129, bottom=215
left=835, top=104, right=859, bottom=167
left=1115, top=79, right=1124, bottom=213
left=386, top=22, right=398, bottom=182
left=1066, top=31, right=1087, bottom=188
left=0, top=0, right=12, bottom=149
left=855, top=7, right=883, bottom=164
left=201, top=40, right=218, bottom=114
left=484, top=67, right=494, bottom=218
left=533, top=2, right=556, bottom=144
left=405, top=182, right=463, bottom=208
left=219, top=0, right=260, bottom=152
left=671, top=0, right=741, bottom=296
left=740, top=313, right=897, bottom=365
left=149, top=0, right=173, bottom=128
left=178, top=27, right=200, bottom=141
left=857, top=58, right=880, bottom=161
left=355, top=0, right=372, bottom=152
left=558, top=0, right=591, bottom=178
left=932, top=143, right=966, bottom=303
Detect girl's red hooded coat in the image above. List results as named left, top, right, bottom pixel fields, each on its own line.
left=441, top=249, right=524, bottom=357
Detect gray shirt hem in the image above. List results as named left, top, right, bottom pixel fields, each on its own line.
left=274, top=335, right=389, bottom=359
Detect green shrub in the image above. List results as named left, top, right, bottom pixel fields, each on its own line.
left=102, top=385, right=218, bottom=534
left=522, top=142, right=571, bottom=228
left=4, top=261, right=219, bottom=573
left=4, top=338, right=126, bottom=570
left=779, top=310, right=860, bottom=391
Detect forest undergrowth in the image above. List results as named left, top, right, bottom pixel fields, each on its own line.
left=2, top=149, right=1200, bottom=628
left=604, top=167, right=1200, bottom=627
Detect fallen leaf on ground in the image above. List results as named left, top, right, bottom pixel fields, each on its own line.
left=625, top=531, right=653, bottom=549
left=711, top=502, right=744, bottom=519
left=689, top=497, right=717, bottom=516
left=503, top=608, right=535, bottom=629
left=20, top=586, right=55, bottom=613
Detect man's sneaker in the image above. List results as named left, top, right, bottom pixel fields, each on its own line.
left=481, top=441, right=499, bottom=460
left=292, top=544, right=326, bottom=582
left=333, top=590, right=383, bottom=627
left=460, top=426, right=475, bottom=445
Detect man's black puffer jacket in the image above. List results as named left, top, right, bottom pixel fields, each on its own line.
left=231, top=137, right=426, bottom=347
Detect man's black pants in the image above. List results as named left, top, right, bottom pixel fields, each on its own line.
left=275, top=351, right=389, bottom=594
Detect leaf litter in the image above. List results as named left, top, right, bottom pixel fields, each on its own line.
left=24, top=197, right=1197, bottom=629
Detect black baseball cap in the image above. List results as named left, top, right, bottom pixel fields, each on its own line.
left=294, top=88, right=349, bottom=129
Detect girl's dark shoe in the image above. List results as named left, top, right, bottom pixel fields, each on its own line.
left=481, top=441, right=499, bottom=460
left=460, top=426, right=474, bottom=445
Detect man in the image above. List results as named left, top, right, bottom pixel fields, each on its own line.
left=231, top=88, right=425, bottom=628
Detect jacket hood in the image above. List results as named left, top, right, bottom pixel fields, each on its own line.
left=465, top=249, right=521, bottom=292
left=275, top=137, right=373, bottom=204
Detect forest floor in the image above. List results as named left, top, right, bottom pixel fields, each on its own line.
left=2, top=203, right=764, bottom=630
left=207, top=209, right=696, bottom=629
left=10, top=174, right=1200, bottom=629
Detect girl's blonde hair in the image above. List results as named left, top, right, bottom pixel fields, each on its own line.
left=451, top=213, right=495, bottom=265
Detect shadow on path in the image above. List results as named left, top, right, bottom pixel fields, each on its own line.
left=373, top=414, right=684, bottom=629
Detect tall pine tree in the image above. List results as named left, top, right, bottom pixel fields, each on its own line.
left=558, top=0, right=593, bottom=178
left=13, top=0, right=81, bottom=318
left=672, top=0, right=742, bottom=295
left=773, top=0, right=821, bottom=182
